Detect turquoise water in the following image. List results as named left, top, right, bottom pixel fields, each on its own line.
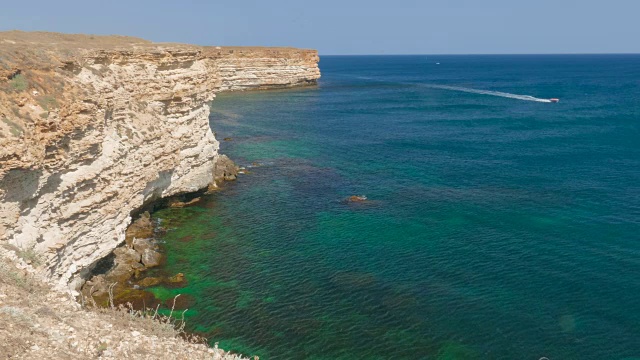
left=153, top=55, right=640, bottom=359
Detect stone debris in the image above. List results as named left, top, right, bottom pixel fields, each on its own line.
left=141, top=248, right=162, bottom=268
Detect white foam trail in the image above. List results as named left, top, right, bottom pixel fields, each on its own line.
left=341, top=74, right=553, bottom=103
left=424, top=84, right=552, bottom=103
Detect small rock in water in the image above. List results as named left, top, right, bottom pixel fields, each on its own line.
left=214, top=155, right=239, bottom=183
left=141, top=249, right=162, bottom=268
left=347, top=195, right=367, bottom=203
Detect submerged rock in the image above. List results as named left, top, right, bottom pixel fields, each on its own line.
left=167, top=273, right=185, bottom=283
left=80, top=207, right=175, bottom=311
left=112, top=288, right=162, bottom=310
left=346, top=195, right=368, bottom=203
left=163, top=273, right=187, bottom=288
left=168, top=197, right=201, bottom=208
left=136, top=272, right=186, bottom=289
left=177, top=235, right=195, bottom=243
left=137, top=277, right=163, bottom=288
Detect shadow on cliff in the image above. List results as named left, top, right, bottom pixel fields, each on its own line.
left=0, top=168, right=43, bottom=203
left=141, top=169, right=175, bottom=208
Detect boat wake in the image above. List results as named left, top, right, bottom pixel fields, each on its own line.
left=343, top=74, right=555, bottom=103
left=424, top=84, right=552, bottom=103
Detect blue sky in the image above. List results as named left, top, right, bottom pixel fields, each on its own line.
left=1, top=0, right=638, bottom=54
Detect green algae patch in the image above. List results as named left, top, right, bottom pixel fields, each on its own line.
left=436, top=341, right=480, bottom=360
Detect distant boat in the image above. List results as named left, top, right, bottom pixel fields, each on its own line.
left=549, top=98, right=560, bottom=103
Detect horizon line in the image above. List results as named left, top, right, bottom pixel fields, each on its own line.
left=319, top=52, right=640, bottom=56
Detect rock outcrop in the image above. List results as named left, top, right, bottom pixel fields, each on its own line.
left=214, top=154, right=240, bottom=183
left=0, top=31, right=320, bottom=291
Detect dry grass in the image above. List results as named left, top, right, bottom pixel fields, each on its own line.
left=0, top=256, right=252, bottom=359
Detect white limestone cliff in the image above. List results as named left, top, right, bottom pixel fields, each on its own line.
left=0, top=31, right=320, bottom=290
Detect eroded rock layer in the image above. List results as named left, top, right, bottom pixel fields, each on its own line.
left=0, top=31, right=320, bottom=290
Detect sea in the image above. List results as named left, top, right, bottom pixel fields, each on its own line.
left=148, top=55, right=640, bottom=359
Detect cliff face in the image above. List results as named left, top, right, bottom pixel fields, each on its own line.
left=213, top=47, right=320, bottom=91
left=0, top=31, right=320, bottom=290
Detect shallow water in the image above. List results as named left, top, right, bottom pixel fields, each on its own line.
left=151, top=55, right=640, bottom=359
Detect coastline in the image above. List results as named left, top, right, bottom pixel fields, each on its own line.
left=0, top=30, right=320, bottom=289
left=79, top=156, right=241, bottom=311
left=0, top=30, right=319, bottom=357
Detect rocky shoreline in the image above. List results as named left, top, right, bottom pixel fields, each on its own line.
left=81, top=156, right=240, bottom=311
left=0, top=31, right=320, bottom=291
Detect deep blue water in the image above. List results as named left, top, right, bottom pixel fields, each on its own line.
left=152, top=55, right=640, bottom=359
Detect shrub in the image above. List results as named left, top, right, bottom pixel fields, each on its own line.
left=16, top=247, right=42, bottom=266
left=9, top=74, right=28, bottom=92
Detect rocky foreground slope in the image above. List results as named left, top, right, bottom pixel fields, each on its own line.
left=0, top=31, right=320, bottom=292
left=1, top=254, right=241, bottom=359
